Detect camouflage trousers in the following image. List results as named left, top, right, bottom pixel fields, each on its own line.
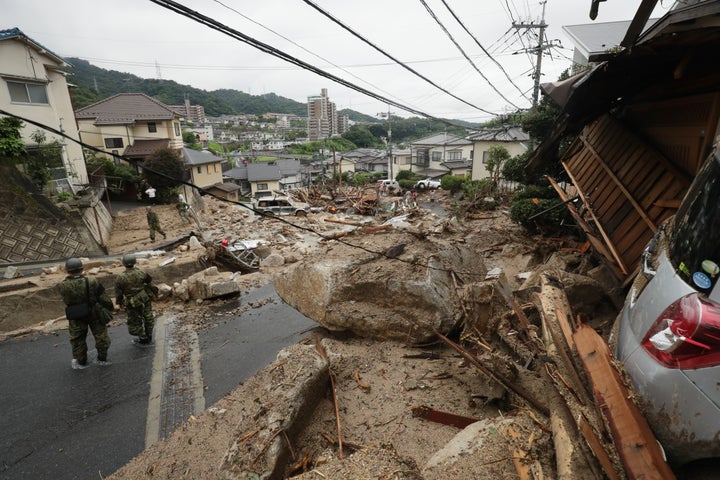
left=126, top=301, right=155, bottom=339
left=149, top=224, right=166, bottom=241
left=69, top=317, right=111, bottom=362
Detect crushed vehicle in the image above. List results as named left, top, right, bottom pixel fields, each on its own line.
left=414, top=178, right=441, bottom=190
left=377, top=179, right=401, bottom=194
left=614, top=147, right=720, bottom=470
left=252, top=196, right=309, bottom=217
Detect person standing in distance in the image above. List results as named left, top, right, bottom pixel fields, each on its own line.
left=146, top=205, right=167, bottom=242
left=145, top=185, right=157, bottom=204
left=115, top=254, right=157, bottom=345
left=58, top=258, right=114, bottom=369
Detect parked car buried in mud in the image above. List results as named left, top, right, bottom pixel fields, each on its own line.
left=253, top=196, right=308, bottom=217
left=614, top=147, right=720, bottom=473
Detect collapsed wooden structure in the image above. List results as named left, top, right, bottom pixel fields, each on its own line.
left=530, top=1, right=720, bottom=285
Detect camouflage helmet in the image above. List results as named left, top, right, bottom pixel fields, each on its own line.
left=65, top=257, right=83, bottom=273
left=122, top=253, right=137, bottom=267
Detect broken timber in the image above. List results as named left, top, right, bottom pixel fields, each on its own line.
left=573, top=325, right=676, bottom=480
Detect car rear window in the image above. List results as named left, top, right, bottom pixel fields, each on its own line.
left=669, top=152, right=720, bottom=291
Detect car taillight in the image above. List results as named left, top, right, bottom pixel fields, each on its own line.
left=642, top=293, right=720, bottom=369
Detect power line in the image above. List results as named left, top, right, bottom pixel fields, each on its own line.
left=437, top=0, right=530, bottom=103
left=147, top=0, right=494, bottom=127
left=417, top=0, right=523, bottom=110
left=211, top=0, right=418, bottom=113
left=298, top=0, right=499, bottom=116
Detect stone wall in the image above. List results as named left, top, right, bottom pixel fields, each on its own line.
left=0, top=166, right=111, bottom=264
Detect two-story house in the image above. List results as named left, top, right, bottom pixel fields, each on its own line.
left=468, top=127, right=529, bottom=181
left=75, top=93, right=183, bottom=166
left=182, top=148, right=224, bottom=188
left=0, top=28, right=87, bottom=191
left=410, top=133, right=473, bottom=180
left=247, top=163, right=281, bottom=199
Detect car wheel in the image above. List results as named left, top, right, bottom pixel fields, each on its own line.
left=263, top=211, right=276, bottom=217
left=295, top=210, right=307, bottom=217
left=417, top=183, right=426, bottom=190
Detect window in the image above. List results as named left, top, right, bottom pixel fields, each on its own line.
left=213, top=164, right=218, bottom=173
left=7, top=81, right=49, bottom=104
left=174, top=123, right=181, bottom=136
left=447, top=151, right=461, bottom=161
left=148, top=122, right=157, bottom=133
left=257, top=183, right=268, bottom=191
left=431, top=151, right=442, bottom=162
left=104, top=138, right=124, bottom=148
left=482, top=151, right=489, bottom=164
left=196, top=166, right=202, bottom=174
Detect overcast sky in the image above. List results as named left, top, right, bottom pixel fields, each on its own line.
left=4, top=0, right=673, bottom=122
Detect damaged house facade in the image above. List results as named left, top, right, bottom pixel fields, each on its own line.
left=532, top=1, right=720, bottom=285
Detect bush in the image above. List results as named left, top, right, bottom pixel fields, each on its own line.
left=395, top=170, right=415, bottom=181
left=463, top=179, right=494, bottom=198
left=502, top=151, right=529, bottom=183
left=441, top=175, right=464, bottom=193
left=510, top=197, right=572, bottom=233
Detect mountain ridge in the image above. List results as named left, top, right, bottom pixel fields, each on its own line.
left=65, top=57, right=380, bottom=123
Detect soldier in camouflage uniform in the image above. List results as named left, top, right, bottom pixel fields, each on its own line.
left=146, top=205, right=166, bottom=242
left=58, top=257, right=114, bottom=369
left=115, top=253, right=157, bottom=345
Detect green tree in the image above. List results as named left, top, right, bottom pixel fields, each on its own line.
left=501, top=151, right=530, bottom=183
left=0, top=117, right=25, bottom=162
left=341, top=125, right=379, bottom=148
left=485, top=145, right=510, bottom=185
left=141, top=148, right=186, bottom=202
left=182, top=131, right=197, bottom=144
left=26, top=130, right=62, bottom=190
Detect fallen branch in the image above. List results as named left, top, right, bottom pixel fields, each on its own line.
left=434, top=329, right=549, bottom=416
left=315, top=340, right=344, bottom=459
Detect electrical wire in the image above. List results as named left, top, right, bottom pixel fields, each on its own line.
left=417, top=0, right=523, bottom=111
left=438, top=0, right=530, bottom=102
left=298, top=0, right=499, bottom=116
left=147, top=0, right=497, bottom=127
left=211, top=0, right=418, bottom=113
left=0, top=107, right=487, bottom=279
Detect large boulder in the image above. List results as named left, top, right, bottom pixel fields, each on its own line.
left=273, top=235, right=486, bottom=343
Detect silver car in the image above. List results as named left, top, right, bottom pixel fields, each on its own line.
left=615, top=148, right=720, bottom=471
left=253, top=196, right=308, bottom=217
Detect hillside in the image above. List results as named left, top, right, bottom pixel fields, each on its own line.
left=64, top=57, right=379, bottom=122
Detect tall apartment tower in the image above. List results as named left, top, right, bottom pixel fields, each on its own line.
left=307, top=88, right=337, bottom=141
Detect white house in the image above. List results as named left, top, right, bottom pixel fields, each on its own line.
left=0, top=28, right=87, bottom=192
left=410, top=133, right=473, bottom=179
left=468, top=127, right=529, bottom=181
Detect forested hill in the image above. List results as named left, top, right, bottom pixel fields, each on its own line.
left=64, top=57, right=378, bottom=122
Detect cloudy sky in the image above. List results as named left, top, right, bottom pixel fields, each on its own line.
left=4, top=0, right=673, bottom=122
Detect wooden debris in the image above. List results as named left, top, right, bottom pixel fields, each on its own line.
left=411, top=405, right=479, bottom=429
left=434, top=329, right=549, bottom=416
left=354, top=370, right=370, bottom=390
left=573, top=324, right=676, bottom=479
left=315, top=340, right=344, bottom=459
left=507, top=427, right=531, bottom=480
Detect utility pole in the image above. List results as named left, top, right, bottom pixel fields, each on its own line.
left=378, top=107, right=395, bottom=180
left=512, top=0, right=548, bottom=107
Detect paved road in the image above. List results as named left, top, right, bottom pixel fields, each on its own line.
left=0, top=282, right=317, bottom=480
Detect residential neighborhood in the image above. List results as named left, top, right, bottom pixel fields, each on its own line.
left=3, top=1, right=720, bottom=479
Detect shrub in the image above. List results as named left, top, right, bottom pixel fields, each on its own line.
left=441, top=175, right=464, bottom=193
